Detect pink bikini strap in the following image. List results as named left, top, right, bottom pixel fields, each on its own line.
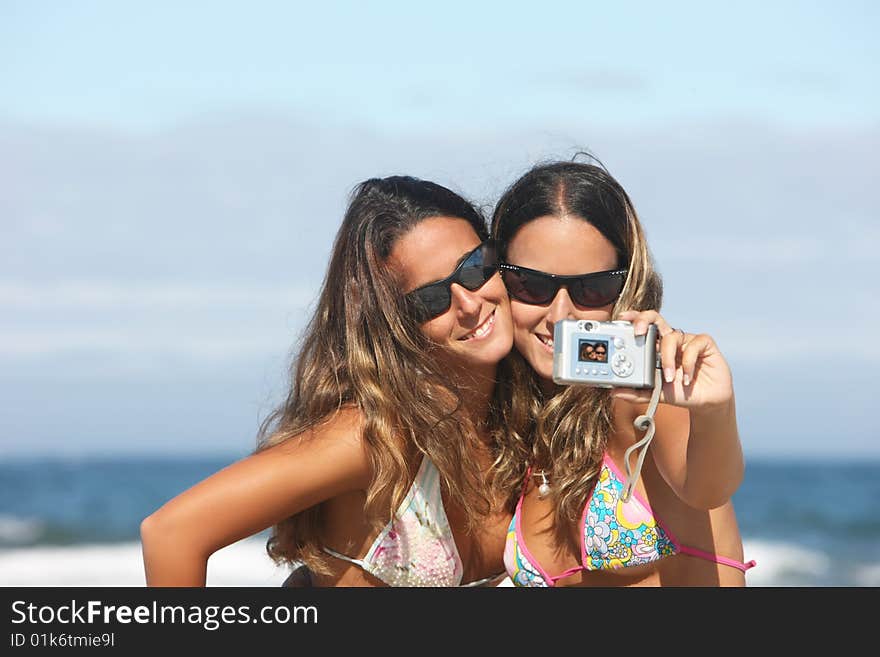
left=516, top=464, right=588, bottom=586
left=678, top=545, right=757, bottom=572
left=547, top=566, right=586, bottom=584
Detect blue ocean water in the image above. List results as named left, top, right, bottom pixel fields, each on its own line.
left=1, top=456, right=878, bottom=586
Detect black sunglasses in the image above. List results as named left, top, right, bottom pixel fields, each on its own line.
left=499, top=263, right=627, bottom=307
left=405, top=241, right=499, bottom=322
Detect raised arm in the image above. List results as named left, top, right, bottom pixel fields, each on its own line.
left=140, top=408, right=370, bottom=586
left=612, top=310, right=744, bottom=509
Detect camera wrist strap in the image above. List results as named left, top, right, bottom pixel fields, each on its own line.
left=621, top=368, right=663, bottom=502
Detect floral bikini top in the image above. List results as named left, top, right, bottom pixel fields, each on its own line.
left=504, top=454, right=756, bottom=587
left=325, top=456, right=505, bottom=587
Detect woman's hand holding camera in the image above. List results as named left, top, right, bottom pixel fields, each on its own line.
left=611, top=309, right=734, bottom=413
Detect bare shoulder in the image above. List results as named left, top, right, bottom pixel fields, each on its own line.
left=142, top=405, right=372, bottom=555
left=268, top=405, right=367, bottom=458
left=258, top=405, right=371, bottom=486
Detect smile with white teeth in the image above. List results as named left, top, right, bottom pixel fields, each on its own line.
left=536, top=333, right=554, bottom=351
left=459, top=309, right=496, bottom=341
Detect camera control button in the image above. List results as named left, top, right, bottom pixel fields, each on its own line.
left=613, top=337, right=625, bottom=349
left=611, top=353, right=634, bottom=378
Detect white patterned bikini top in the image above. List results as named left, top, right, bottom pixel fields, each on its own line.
left=324, top=456, right=504, bottom=587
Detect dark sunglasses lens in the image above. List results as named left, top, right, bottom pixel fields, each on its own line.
left=409, top=242, right=498, bottom=321
left=457, top=244, right=498, bottom=291
left=569, top=273, right=625, bottom=307
left=413, top=284, right=451, bottom=320
left=502, top=269, right=556, bottom=304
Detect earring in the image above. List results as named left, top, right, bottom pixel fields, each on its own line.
left=537, top=471, right=551, bottom=499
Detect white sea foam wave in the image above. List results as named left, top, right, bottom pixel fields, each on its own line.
left=0, top=537, right=288, bottom=587
left=852, top=562, right=880, bottom=587
left=742, top=538, right=831, bottom=586
left=0, top=537, right=866, bottom=587
left=0, top=514, right=44, bottom=544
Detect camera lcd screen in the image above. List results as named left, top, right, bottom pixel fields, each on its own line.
left=578, top=339, right=608, bottom=363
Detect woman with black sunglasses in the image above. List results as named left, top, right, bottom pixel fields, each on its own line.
left=141, top=176, right=517, bottom=586
left=491, top=159, right=755, bottom=587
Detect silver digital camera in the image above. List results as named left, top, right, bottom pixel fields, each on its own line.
left=552, top=319, right=659, bottom=389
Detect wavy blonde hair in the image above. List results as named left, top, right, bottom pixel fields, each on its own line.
left=256, top=176, right=512, bottom=574
left=491, top=157, right=663, bottom=546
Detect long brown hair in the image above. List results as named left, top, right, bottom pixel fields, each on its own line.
left=491, top=157, right=663, bottom=545
left=257, top=176, right=509, bottom=574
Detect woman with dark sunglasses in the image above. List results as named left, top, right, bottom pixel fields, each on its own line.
left=491, top=159, right=755, bottom=587
left=142, top=176, right=517, bottom=586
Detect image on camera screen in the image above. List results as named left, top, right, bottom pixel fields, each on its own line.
left=578, top=339, right=609, bottom=363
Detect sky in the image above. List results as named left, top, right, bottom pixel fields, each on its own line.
left=2, top=1, right=878, bottom=460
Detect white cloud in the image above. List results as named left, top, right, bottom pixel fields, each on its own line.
left=653, top=232, right=880, bottom=267
left=0, top=329, right=286, bottom=360
left=653, top=236, right=826, bottom=266
left=0, top=280, right=315, bottom=371
left=1, top=115, right=877, bottom=456
left=0, top=280, right=317, bottom=310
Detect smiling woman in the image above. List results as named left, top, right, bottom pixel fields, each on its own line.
left=492, top=159, right=754, bottom=587
left=394, top=222, right=511, bottom=362
left=140, top=175, right=517, bottom=587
